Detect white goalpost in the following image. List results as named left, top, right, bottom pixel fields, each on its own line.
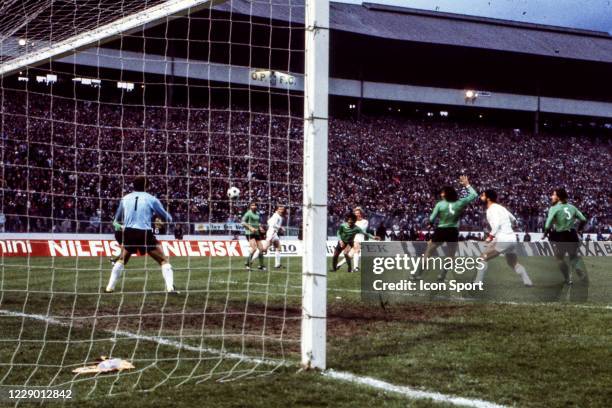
left=0, top=0, right=329, bottom=398
left=301, top=0, right=329, bottom=370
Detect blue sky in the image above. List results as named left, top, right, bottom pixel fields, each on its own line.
left=337, top=0, right=612, bottom=33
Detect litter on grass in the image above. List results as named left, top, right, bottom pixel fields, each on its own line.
left=73, top=356, right=135, bottom=374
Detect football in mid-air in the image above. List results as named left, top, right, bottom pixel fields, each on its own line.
left=227, top=186, right=240, bottom=199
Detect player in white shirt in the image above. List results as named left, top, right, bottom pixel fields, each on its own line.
left=474, top=190, right=533, bottom=286
left=335, top=207, right=368, bottom=272
left=262, top=205, right=286, bottom=269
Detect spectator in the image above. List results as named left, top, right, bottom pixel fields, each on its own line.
left=375, top=223, right=387, bottom=241
left=174, top=224, right=184, bottom=240
left=1, top=89, right=609, bottom=235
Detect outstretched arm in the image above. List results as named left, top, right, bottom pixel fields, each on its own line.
left=114, top=200, right=124, bottom=224
left=456, top=176, right=478, bottom=210
left=152, top=198, right=172, bottom=223
left=358, top=226, right=380, bottom=241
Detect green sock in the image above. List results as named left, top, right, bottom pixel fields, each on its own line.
left=570, top=257, right=587, bottom=275
left=558, top=260, right=570, bottom=281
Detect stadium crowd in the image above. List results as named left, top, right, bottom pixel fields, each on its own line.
left=2, top=90, right=610, bottom=235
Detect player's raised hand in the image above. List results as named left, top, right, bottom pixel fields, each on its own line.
left=459, top=175, right=469, bottom=187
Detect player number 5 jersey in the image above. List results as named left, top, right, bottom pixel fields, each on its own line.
left=545, top=203, right=586, bottom=232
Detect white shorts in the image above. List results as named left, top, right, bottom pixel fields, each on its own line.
left=266, top=230, right=279, bottom=243
left=354, top=234, right=365, bottom=243
left=490, top=234, right=517, bottom=254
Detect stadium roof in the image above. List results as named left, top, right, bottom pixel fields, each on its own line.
left=217, top=0, right=612, bottom=64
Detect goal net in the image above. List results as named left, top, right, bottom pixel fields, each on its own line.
left=0, top=0, right=328, bottom=399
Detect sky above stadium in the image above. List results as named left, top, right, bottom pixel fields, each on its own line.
left=338, top=0, right=612, bottom=33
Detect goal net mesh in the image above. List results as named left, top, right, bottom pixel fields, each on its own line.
left=0, top=0, right=307, bottom=398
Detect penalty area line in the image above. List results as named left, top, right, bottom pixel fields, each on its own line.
left=1, top=309, right=508, bottom=407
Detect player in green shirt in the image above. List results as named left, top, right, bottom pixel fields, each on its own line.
left=241, top=202, right=266, bottom=270
left=332, top=212, right=378, bottom=272
left=544, top=188, right=588, bottom=284
left=413, top=175, right=477, bottom=281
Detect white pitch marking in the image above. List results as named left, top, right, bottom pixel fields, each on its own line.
left=1, top=309, right=511, bottom=407
left=0, top=309, right=286, bottom=367
left=324, top=370, right=509, bottom=408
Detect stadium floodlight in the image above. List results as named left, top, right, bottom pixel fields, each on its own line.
left=117, top=81, right=135, bottom=91
left=17, top=38, right=27, bottom=46
left=465, top=90, right=491, bottom=104
left=35, top=73, right=56, bottom=84
left=73, top=77, right=102, bottom=87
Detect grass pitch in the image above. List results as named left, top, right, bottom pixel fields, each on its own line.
left=0, top=255, right=610, bottom=407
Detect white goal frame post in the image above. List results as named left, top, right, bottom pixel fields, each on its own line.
left=301, top=0, right=329, bottom=370
left=0, top=0, right=331, bottom=371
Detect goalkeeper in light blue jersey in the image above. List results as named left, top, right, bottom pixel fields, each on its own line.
left=106, top=176, right=177, bottom=294
left=114, top=191, right=172, bottom=230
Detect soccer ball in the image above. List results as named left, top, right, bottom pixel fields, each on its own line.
left=227, top=186, right=240, bottom=199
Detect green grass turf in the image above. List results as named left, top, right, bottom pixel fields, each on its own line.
left=0, top=255, right=610, bottom=407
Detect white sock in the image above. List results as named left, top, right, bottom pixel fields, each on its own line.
left=336, top=256, right=347, bottom=268
left=252, top=249, right=260, bottom=260
left=474, top=262, right=488, bottom=283
left=514, top=264, right=532, bottom=286
left=354, top=252, right=361, bottom=269
left=274, top=250, right=281, bottom=267
left=161, top=263, right=174, bottom=291
left=107, top=262, right=124, bottom=291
